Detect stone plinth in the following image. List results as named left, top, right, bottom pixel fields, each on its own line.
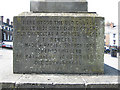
left=30, top=0, right=88, bottom=12
left=13, top=12, right=104, bottom=74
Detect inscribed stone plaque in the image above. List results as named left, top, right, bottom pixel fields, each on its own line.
left=13, top=12, right=104, bottom=74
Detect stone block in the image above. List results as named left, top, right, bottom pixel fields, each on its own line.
left=30, top=0, right=88, bottom=12
left=82, top=76, right=119, bottom=88
left=13, top=12, right=104, bottom=74
left=0, top=83, right=15, bottom=89
left=15, top=75, right=85, bottom=88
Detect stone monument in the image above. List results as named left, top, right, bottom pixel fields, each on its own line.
left=13, top=0, right=104, bottom=74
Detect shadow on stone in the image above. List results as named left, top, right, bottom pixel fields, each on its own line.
left=104, top=64, right=120, bottom=75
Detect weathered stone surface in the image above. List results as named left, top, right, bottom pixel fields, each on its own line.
left=13, top=12, right=104, bottom=74
left=0, top=21, right=2, bottom=48
left=30, top=0, right=88, bottom=12
left=1, top=48, right=120, bottom=89
left=0, top=83, right=15, bottom=89
left=82, top=76, right=119, bottom=88
left=1, top=75, right=119, bottom=89
left=15, top=74, right=85, bottom=88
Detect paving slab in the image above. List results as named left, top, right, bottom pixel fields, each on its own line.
left=0, top=74, right=23, bottom=83
left=13, top=74, right=120, bottom=88
left=81, top=75, right=119, bottom=88
left=16, top=74, right=85, bottom=88
left=16, top=74, right=84, bottom=84
left=104, top=54, right=119, bottom=70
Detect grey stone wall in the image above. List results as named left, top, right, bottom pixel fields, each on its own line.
left=13, top=12, right=104, bottom=74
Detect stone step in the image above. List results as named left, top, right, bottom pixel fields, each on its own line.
left=0, top=74, right=119, bottom=89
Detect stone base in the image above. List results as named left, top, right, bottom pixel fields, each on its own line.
left=0, top=74, right=119, bottom=89
left=0, top=49, right=119, bottom=89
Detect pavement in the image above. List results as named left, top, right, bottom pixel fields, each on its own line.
left=104, top=53, right=119, bottom=71
left=0, top=48, right=120, bottom=89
